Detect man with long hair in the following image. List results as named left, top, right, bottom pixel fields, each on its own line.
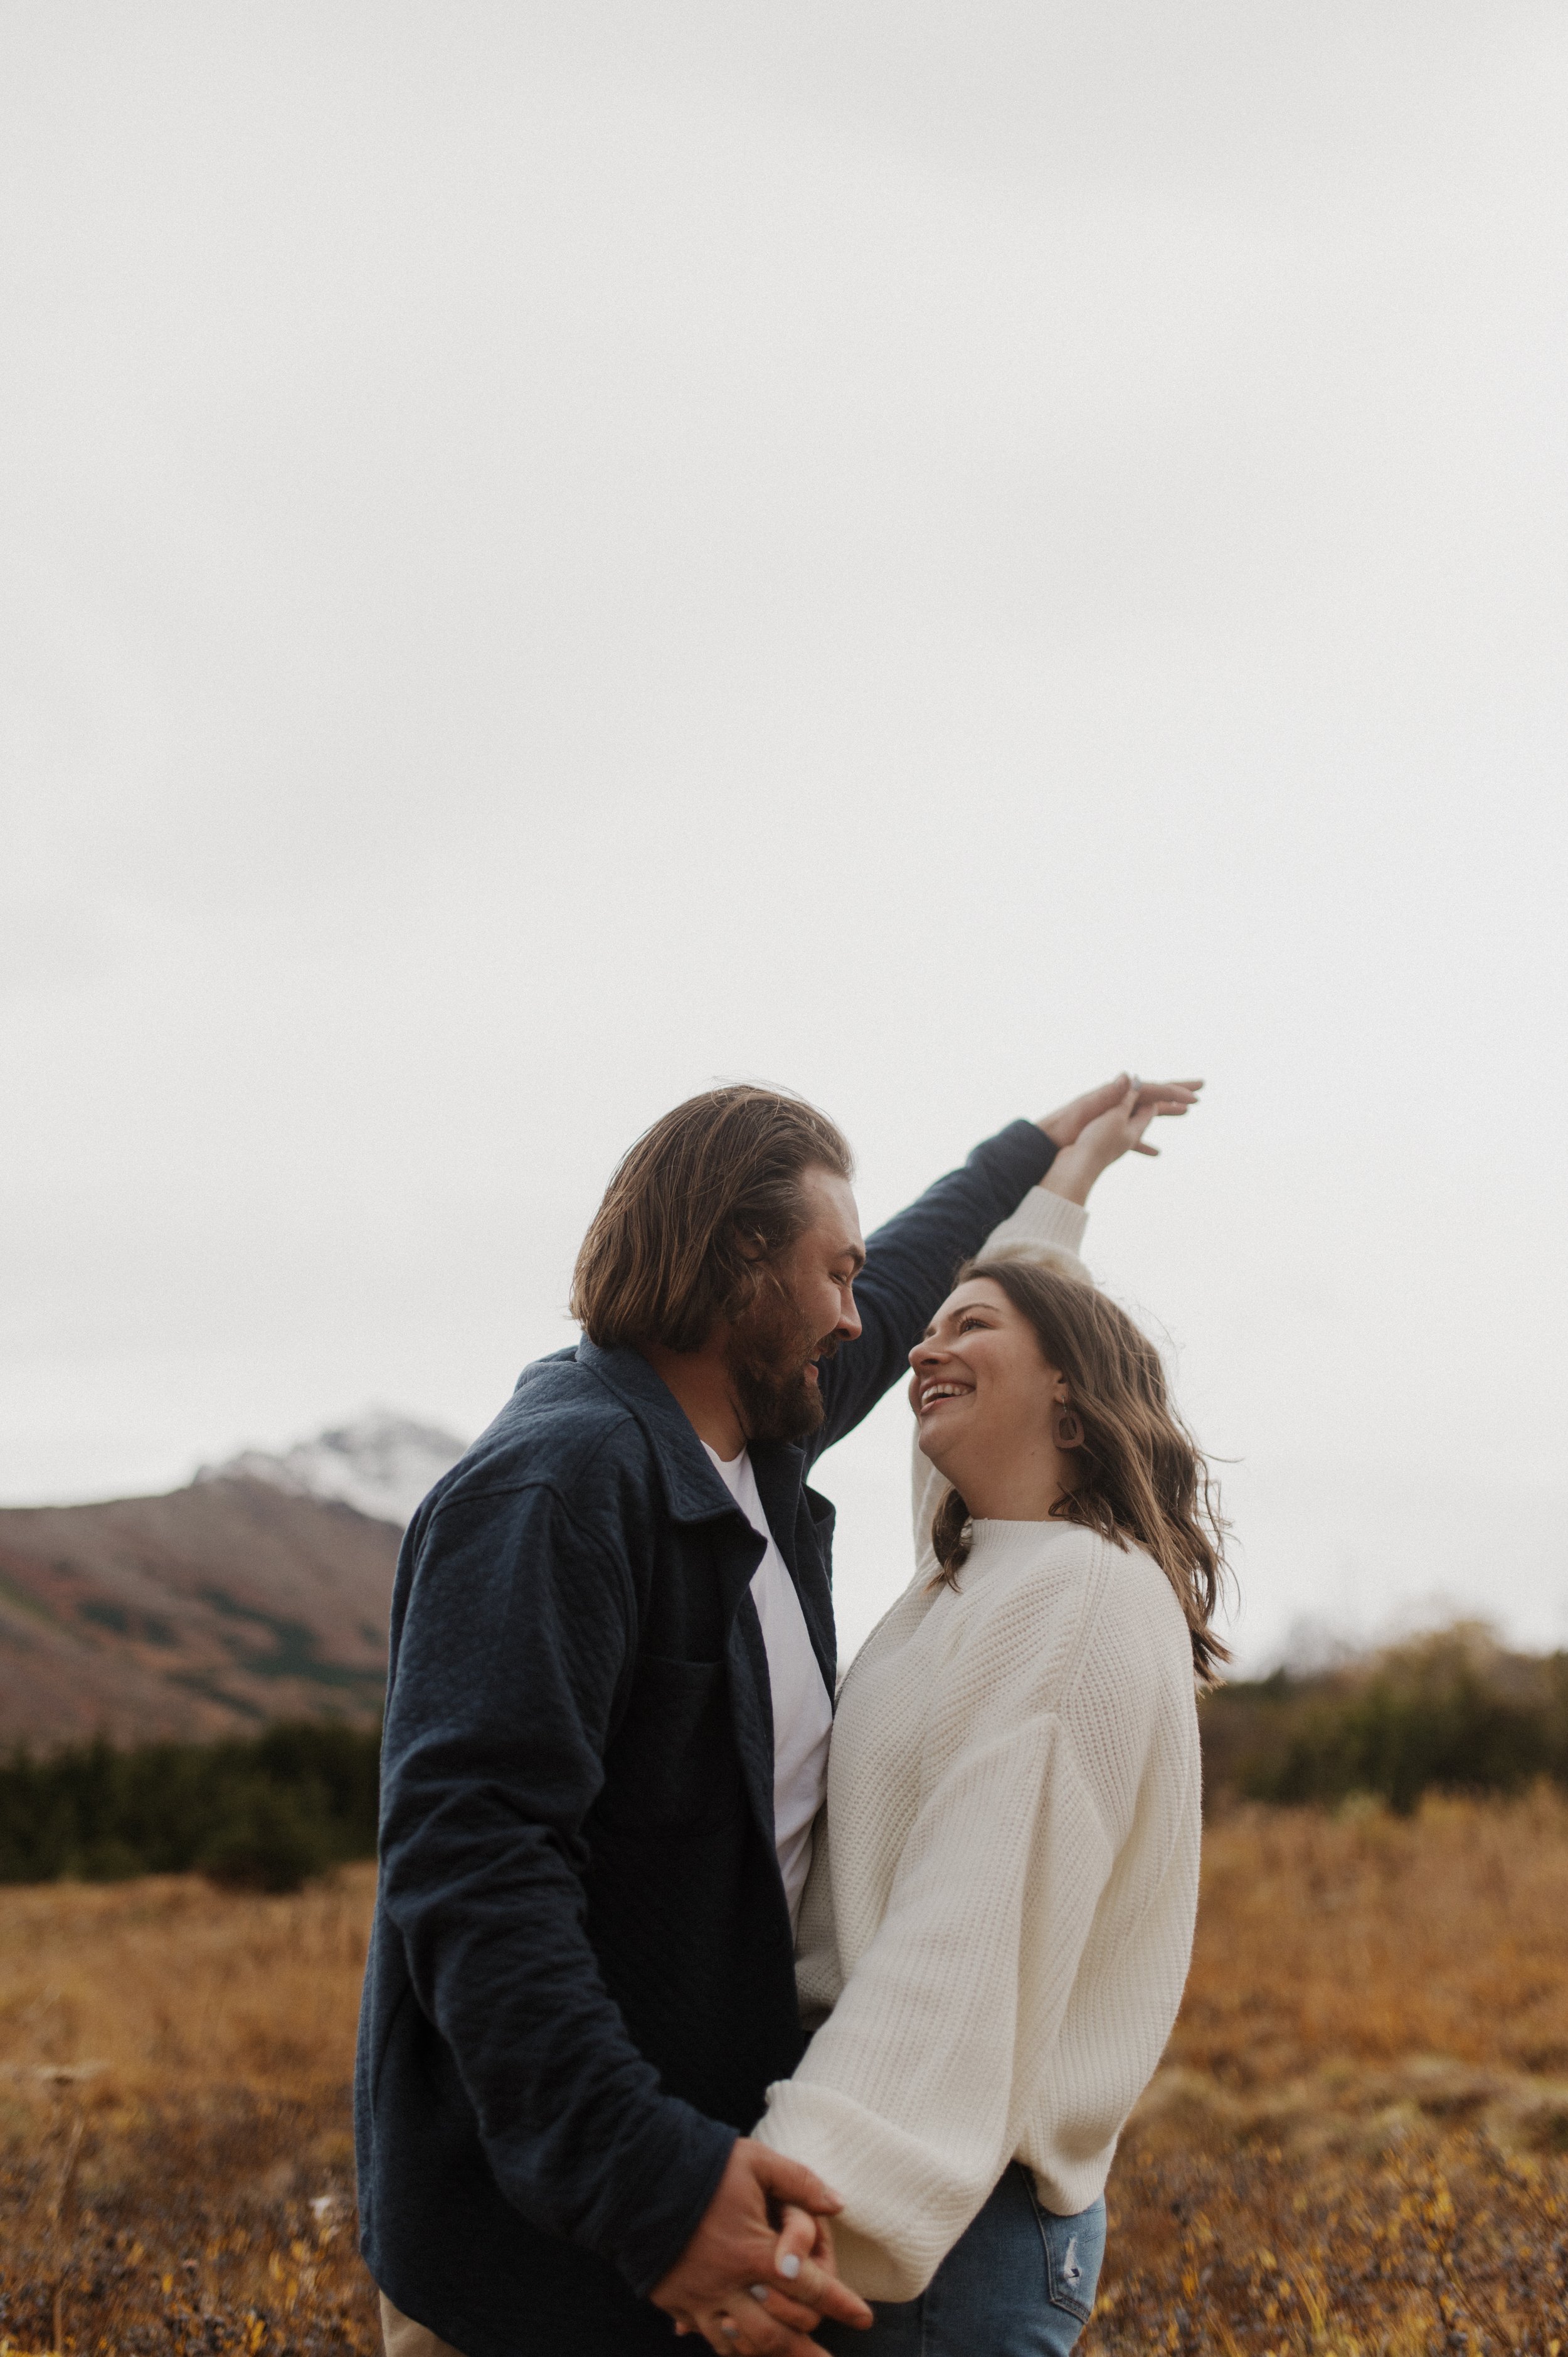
left=356, top=1076, right=1197, bottom=2357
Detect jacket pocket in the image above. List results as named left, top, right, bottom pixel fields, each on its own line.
left=596, top=1653, right=738, bottom=1833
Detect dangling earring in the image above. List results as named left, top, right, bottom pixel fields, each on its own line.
left=1056, top=1404, right=1084, bottom=1448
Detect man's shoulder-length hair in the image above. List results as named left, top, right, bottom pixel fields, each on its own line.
left=570, top=1086, right=854, bottom=1353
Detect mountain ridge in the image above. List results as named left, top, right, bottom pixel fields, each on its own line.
left=0, top=1410, right=470, bottom=1751
left=193, top=1407, right=468, bottom=1526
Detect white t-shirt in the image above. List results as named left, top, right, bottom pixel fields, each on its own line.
left=704, top=1444, right=834, bottom=1929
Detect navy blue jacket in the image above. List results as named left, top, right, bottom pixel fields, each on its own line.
left=354, top=1119, right=1055, bottom=2357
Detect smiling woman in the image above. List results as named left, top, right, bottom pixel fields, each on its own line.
left=915, top=1257, right=1227, bottom=1681
left=755, top=1092, right=1223, bottom=2355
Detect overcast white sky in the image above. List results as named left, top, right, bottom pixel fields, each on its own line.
left=4, top=3, right=1565, bottom=1669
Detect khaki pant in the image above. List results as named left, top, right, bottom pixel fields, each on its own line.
left=379, top=2290, right=469, bottom=2357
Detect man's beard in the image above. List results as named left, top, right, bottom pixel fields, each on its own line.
left=726, top=1287, right=839, bottom=1444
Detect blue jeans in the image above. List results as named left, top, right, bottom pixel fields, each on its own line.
left=817, top=2168, right=1106, bottom=2357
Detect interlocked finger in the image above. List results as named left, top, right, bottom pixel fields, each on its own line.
left=746, top=2280, right=824, bottom=2333
left=696, top=2301, right=827, bottom=2357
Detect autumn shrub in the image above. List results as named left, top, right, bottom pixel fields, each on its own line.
left=1200, top=1623, right=1568, bottom=1813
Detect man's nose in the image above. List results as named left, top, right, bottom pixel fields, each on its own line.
left=837, top=1286, right=863, bottom=1343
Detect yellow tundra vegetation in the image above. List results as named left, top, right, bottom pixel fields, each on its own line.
left=3, top=1794, right=1567, bottom=2354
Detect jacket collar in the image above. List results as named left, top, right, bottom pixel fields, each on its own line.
left=575, top=1338, right=755, bottom=1524
left=575, top=1339, right=829, bottom=1665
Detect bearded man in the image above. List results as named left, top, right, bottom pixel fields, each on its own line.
left=355, top=1077, right=1196, bottom=2357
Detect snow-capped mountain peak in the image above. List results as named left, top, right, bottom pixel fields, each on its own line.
left=196, top=1408, right=469, bottom=1528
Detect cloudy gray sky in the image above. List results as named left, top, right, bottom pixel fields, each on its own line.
left=4, top=3, right=1565, bottom=1668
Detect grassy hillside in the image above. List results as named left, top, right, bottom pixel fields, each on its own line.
left=3, top=1800, right=1567, bottom=2351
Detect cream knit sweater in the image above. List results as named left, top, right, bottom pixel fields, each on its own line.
left=754, top=1186, right=1202, bottom=2302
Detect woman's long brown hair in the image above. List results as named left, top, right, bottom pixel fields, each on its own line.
left=929, top=1252, right=1231, bottom=1684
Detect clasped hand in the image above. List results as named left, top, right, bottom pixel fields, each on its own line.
left=651, top=2139, right=872, bottom=2354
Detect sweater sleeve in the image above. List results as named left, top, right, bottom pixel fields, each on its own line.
left=755, top=1553, right=1130, bottom=2302
left=909, top=1186, right=1093, bottom=1583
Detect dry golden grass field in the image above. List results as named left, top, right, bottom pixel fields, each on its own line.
left=3, top=1795, right=1568, bottom=2356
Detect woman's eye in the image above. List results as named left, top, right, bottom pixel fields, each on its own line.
left=958, top=1316, right=987, bottom=1333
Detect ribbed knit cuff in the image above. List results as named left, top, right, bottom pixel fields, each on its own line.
left=1007, top=1188, right=1089, bottom=1255
left=755, top=2080, right=968, bottom=2304
left=975, top=1184, right=1091, bottom=1279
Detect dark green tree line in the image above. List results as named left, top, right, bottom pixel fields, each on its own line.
left=0, top=1721, right=381, bottom=1891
